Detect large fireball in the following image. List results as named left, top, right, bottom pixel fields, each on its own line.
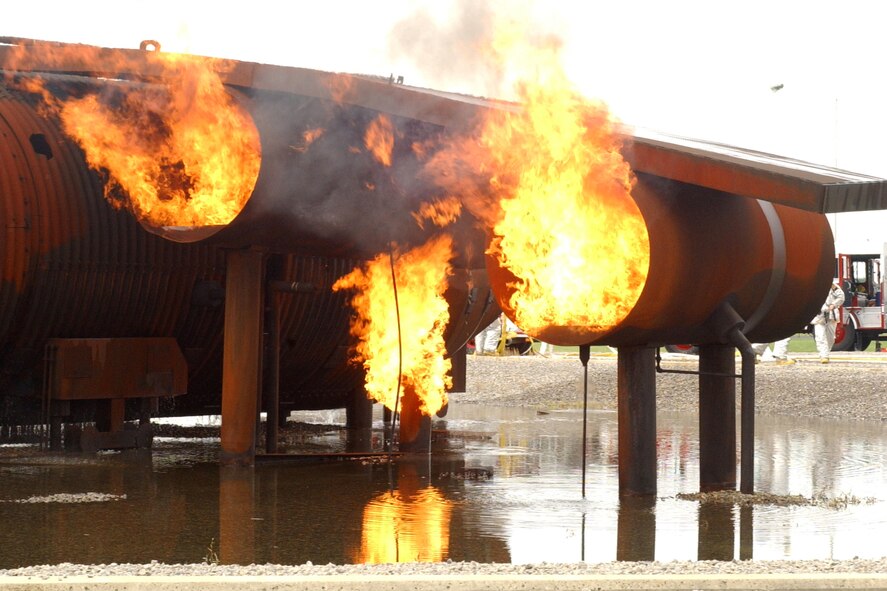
left=15, top=49, right=261, bottom=229
left=424, top=41, right=650, bottom=346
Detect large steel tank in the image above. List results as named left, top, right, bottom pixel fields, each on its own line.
left=486, top=173, right=835, bottom=347
left=0, top=79, right=494, bottom=424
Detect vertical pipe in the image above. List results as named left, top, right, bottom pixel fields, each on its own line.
left=263, top=254, right=285, bottom=453
left=110, top=398, right=125, bottom=432
left=579, top=345, right=590, bottom=498
left=346, top=389, right=374, bottom=453
left=264, top=288, right=280, bottom=454
left=220, top=249, right=265, bottom=467
left=49, top=416, right=62, bottom=451
left=733, top=332, right=757, bottom=495
left=698, top=344, right=736, bottom=491
left=449, top=345, right=467, bottom=393
left=617, top=345, right=657, bottom=496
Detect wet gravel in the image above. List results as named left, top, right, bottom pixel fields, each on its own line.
left=457, top=351, right=887, bottom=422
left=4, top=557, right=887, bottom=578
left=2, top=350, right=886, bottom=580
left=0, top=492, right=126, bottom=504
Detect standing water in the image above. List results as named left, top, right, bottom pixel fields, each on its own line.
left=0, top=403, right=885, bottom=567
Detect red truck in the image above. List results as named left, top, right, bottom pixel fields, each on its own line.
left=665, top=249, right=886, bottom=354
left=831, top=251, right=884, bottom=351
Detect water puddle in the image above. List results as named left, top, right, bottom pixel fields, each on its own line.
left=1, top=404, right=885, bottom=567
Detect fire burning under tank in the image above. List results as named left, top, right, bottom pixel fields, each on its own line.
left=0, top=39, right=498, bottom=444
left=1, top=38, right=886, bottom=456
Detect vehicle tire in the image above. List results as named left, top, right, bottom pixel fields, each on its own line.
left=831, top=321, right=856, bottom=352
left=664, top=344, right=699, bottom=355
left=857, top=335, right=873, bottom=351
left=506, top=338, right=533, bottom=356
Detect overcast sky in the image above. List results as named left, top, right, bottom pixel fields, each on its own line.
left=5, top=0, right=887, bottom=252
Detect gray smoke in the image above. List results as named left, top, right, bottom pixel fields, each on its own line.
left=386, top=0, right=505, bottom=97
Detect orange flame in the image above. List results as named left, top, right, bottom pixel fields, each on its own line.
left=290, top=127, right=324, bottom=153
left=332, top=234, right=454, bottom=416
left=423, top=36, right=650, bottom=345
left=11, top=47, right=261, bottom=228
left=354, top=486, right=451, bottom=563
left=364, top=114, right=395, bottom=166
left=412, top=196, right=463, bottom=229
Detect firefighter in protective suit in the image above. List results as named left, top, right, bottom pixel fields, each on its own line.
left=810, top=279, right=846, bottom=363
left=474, top=314, right=502, bottom=354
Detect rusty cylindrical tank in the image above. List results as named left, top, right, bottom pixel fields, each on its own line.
left=142, top=85, right=487, bottom=270
left=487, top=173, right=835, bottom=347
left=0, top=76, right=492, bottom=424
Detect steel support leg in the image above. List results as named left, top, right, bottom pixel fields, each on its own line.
left=448, top=345, right=467, bottom=393
left=346, top=389, right=374, bottom=453
left=698, top=344, right=736, bottom=491
left=220, top=249, right=264, bottom=467
left=263, top=291, right=280, bottom=454
left=617, top=345, right=657, bottom=496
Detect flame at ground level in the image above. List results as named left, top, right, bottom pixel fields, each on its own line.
left=332, top=234, right=454, bottom=416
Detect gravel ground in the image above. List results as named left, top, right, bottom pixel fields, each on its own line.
left=2, top=350, right=887, bottom=581
left=457, top=350, right=887, bottom=422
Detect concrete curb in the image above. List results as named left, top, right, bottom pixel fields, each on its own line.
left=2, top=573, right=887, bottom=591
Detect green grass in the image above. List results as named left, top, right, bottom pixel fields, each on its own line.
left=790, top=332, right=884, bottom=352
left=787, top=333, right=818, bottom=353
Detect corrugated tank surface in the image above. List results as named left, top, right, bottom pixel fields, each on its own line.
left=0, top=86, right=232, bottom=416
left=0, top=83, right=490, bottom=423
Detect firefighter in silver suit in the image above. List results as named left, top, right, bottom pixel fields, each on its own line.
left=810, top=280, right=846, bottom=363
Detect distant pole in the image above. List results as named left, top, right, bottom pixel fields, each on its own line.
left=579, top=345, right=590, bottom=498
left=833, top=97, right=840, bottom=168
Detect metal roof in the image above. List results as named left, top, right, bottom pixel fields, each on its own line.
left=624, top=129, right=887, bottom=213
left=3, top=37, right=886, bottom=214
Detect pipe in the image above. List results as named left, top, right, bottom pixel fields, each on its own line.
left=264, top=257, right=283, bottom=454
left=707, top=300, right=756, bottom=494
left=579, top=344, right=590, bottom=498
left=728, top=324, right=756, bottom=494
left=487, top=174, right=835, bottom=348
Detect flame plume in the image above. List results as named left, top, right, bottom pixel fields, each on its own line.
left=423, top=37, right=650, bottom=345
left=412, top=196, right=463, bottom=229
left=13, top=49, right=261, bottom=228
left=364, top=114, right=396, bottom=167
left=332, top=234, right=454, bottom=416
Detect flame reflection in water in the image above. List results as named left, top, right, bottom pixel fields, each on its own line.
left=1, top=405, right=887, bottom=566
